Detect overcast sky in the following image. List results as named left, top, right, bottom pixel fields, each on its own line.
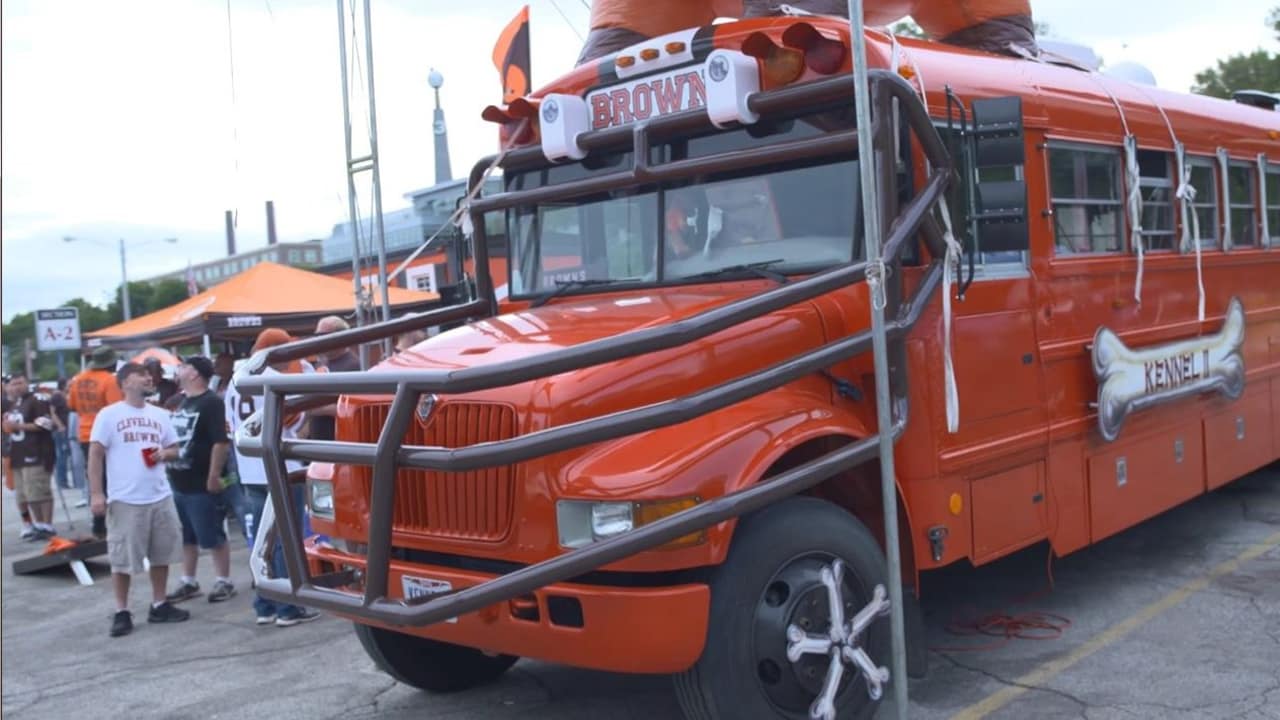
left=3, top=0, right=1276, bottom=323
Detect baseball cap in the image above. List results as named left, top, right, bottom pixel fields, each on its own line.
left=252, top=328, right=303, bottom=374
left=180, top=355, right=216, bottom=381
left=251, top=327, right=294, bottom=353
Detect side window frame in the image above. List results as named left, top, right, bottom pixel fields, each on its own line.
left=1263, top=157, right=1279, bottom=249
left=1048, top=141, right=1125, bottom=256
left=1183, top=155, right=1220, bottom=252
left=1226, top=159, right=1259, bottom=249
left=1136, top=149, right=1177, bottom=253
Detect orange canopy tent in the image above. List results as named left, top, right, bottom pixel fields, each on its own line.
left=86, top=262, right=439, bottom=350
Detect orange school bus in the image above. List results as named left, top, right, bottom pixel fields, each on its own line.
left=235, top=14, right=1280, bottom=720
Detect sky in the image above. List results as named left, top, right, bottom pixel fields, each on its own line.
left=3, top=0, right=1276, bottom=323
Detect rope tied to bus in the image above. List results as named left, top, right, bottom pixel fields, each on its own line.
left=865, top=258, right=889, bottom=311
left=938, top=195, right=963, bottom=434
left=882, top=26, right=960, bottom=433
left=388, top=117, right=532, bottom=285
left=1175, top=148, right=1207, bottom=322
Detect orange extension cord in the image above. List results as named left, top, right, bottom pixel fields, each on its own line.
left=929, top=547, right=1073, bottom=653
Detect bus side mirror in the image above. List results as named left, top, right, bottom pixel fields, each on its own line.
left=971, top=96, right=1025, bottom=168
left=974, top=181, right=1029, bottom=253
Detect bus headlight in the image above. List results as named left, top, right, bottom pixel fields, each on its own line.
left=556, top=498, right=704, bottom=550
left=308, top=478, right=334, bottom=518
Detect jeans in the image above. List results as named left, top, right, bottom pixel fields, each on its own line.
left=244, top=483, right=307, bottom=619
left=52, top=431, right=71, bottom=491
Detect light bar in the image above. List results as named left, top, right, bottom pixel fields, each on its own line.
left=704, top=49, right=761, bottom=128
left=538, top=93, right=589, bottom=161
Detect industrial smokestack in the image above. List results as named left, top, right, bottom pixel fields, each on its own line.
left=225, top=210, right=236, bottom=256
left=266, top=201, right=278, bottom=245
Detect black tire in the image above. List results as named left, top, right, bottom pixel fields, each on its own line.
left=674, top=497, right=890, bottom=720
left=354, top=623, right=518, bottom=693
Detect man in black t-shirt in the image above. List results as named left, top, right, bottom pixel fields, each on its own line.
left=164, top=356, right=236, bottom=604
left=3, top=373, right=58, bottom=538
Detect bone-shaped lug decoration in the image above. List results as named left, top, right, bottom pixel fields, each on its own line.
left=787, top=624, right=833, bottom=663
left=821, top=559, right=849, bottom=644
left=808, top=651, right=845, bottom=720
left=1092, top=297, right=1246, bottom=442
left=843, top=645, right=890, bottom=701
left=848, top=584, right=890, bottom=640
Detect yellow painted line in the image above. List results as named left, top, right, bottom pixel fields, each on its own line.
left=951, top=530, right=1280, bottom=720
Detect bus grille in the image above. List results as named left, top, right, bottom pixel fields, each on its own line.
left=350, top=402, right=518, bottom=542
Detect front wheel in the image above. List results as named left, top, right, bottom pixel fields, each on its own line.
left=354, top=623, right=518, bottom=693
left=674, top=497, right=892, bottom=720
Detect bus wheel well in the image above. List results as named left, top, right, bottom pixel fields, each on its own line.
left=762, top=436, right=918, bottom=584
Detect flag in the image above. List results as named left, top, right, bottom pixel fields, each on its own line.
left=493, top=5, right=531, bottom=104
left=186, top=262, right=199, bottom=297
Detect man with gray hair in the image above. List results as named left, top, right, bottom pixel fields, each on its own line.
left=309, top=315, right=360, bottom=443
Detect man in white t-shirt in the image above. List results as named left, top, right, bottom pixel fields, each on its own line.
left=226, top=327, right=319, bottom=628
left=89, top=363, right=191, bottom=638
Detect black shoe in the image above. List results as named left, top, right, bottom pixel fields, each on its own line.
left=110, top=610, right=133, bottom=637
left=275, top=608, right=320, bottom=627
left=208, top=579, right=237, bottom=603
left=165, top=581, right=202, bottom=603
left=147, top=601, right=191, bottom=623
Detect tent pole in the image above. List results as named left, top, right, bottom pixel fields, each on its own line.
left=203, top=335, right=212, bottom=357
left=337, top=0, right=370, bottom=370
left=847, top=1, right=909, bottom=716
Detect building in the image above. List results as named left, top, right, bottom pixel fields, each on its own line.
left=317, top=176, right=503, bottom=295
left=143, top=239, right=324, bottom=290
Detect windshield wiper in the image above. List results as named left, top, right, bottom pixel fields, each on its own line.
left=529, top=278, right=635, bottom=308
left=679, top=259, right=789, bottom=285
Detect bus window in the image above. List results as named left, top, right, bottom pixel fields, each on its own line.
left=1049, top=145, right=1123, bottom=255
left=1138, top=150, right=1176, bottom=252
left=938, top=126, right=1027, bottom=273
left=1228, top=162, right=1258, bottom=247
left=1267, top=163, right=1280, bottom=247
left=1186, top=157, right=1219, bottom=250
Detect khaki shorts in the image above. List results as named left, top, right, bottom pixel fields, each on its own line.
left=15, top=466, right=51, bottom=503
left=106, top=498, right=185, bottom=575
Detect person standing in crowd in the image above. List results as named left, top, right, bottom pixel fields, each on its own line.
left=4, top=373, right=58, bottom=538
left=165, top=356, right=236, bottom=604
left=308, top=315, right=360, bottom=443
left=89, top=363, right=191, bottom=637
left=226, top=328, right=320, bottom=627
left=142, top=359, right=179, bottom=408
left=2, top=375, right=36, bottom=539
left=68, top=347, right=124, bottom=537
left=50, top=379, right=72, bottom=492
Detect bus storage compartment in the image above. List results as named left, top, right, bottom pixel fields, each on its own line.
left=1087, top=423, right=1204, bottom=543
left=1203, top=386, right=1275, bottom=491
left=969, top=461, right=1047, bottom=565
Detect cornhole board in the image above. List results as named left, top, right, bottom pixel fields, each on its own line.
left=12, top=539, right=108, bottom=586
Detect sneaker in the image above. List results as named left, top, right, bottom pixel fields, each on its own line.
left=110, top=610, right=134, bottom=637
left=74, top=499, right=89, bottom=508
left=166, top=581, right=202, bottom=603
left=255, top=613, right=277, bottom=626
left=208, top=580, right=237, bottom=603
left=275, top=608, right=320, bottom=627
left=31, top=527, right=56, bottom=540
left=19, top=527, right=37, bottom=541
left=148, top=601, right=191, bottom=623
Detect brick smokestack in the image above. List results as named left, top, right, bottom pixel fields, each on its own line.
left=266, top=201, right=278, bottom=246
left=225, top=210, right=236, bottom=256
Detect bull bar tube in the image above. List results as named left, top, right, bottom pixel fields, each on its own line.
left=234, top=69, right=955, bottom=628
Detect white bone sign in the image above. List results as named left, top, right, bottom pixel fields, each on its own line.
left=1092, top=297, right=1246, bottom=443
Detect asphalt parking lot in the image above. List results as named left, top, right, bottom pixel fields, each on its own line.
left=3, top=463, right=1279, bottom=720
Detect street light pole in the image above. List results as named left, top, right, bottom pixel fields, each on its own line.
left=63, top=236, right=176, bottom=322
left=118, top=237, right=132, bottom=321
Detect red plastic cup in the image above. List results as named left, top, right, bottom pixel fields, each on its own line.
left=142, top=447, right=160, bottom=468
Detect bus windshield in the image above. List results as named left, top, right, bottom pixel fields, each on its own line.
left=505, top=157, right=863, bottom=296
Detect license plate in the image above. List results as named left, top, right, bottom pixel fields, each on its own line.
left=586, top=66, right=708, bottom=131
left=400, top=574, right=458, bottom=623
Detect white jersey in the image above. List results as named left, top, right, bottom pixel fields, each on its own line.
left=90, top=401, right=178, bottom=505
left=225, top=367, right=305, bottom=486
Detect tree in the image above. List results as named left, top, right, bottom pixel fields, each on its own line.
left=3, top=280, right=193, bottom=380
left=1192, top=7, right=1280, bottom=98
